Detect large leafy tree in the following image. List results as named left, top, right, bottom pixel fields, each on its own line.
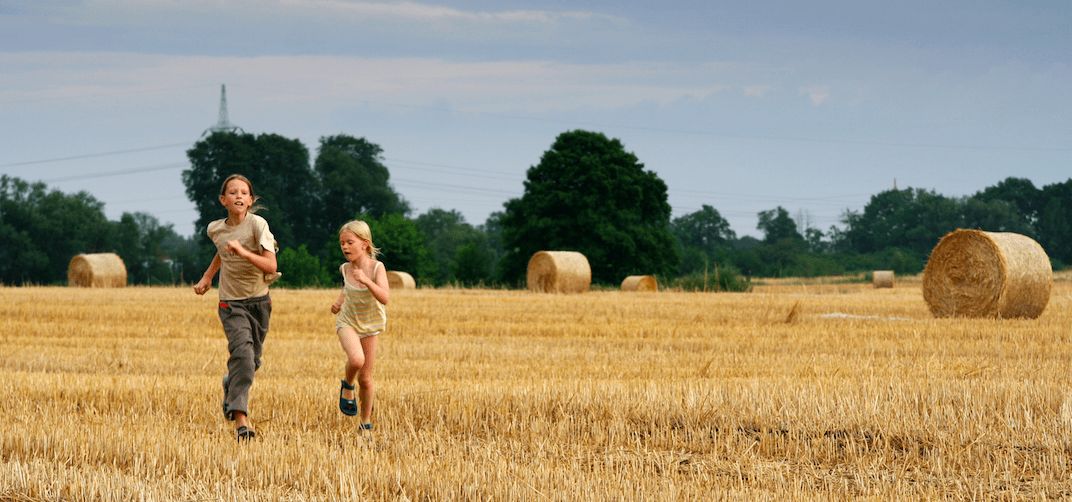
left=671, top=204, right=736, bottom=256
left=756, top=206, right=802, bottom=244
left=479, top=211, right=506, bottom=284
left=276, top=244, right=331, bottom=287
left=183, top=132, right=318, bottom=259
left=841, top=188, right=960, bottom=256
left=499, top=130, right=678, bottom=285
left=452, top=238, right=494, bottom=286
left=112, top=212, right=189, bottom=285
left=973, top=177, right=1041, bottom=233
left=415, top=208, right=482, bottom=286
left=959, top=197, right=1033, bottom=235
left=365, top=213, right=433, bottom=282
left=671, top=204, right=736, bottom=276
left=752, top=206, right=808, bottom=277
left=1038, top=180, right=1072, bottom=264
left=0, top=176, right=113, bottom=284
left=314, top=135, right=409, bottom=239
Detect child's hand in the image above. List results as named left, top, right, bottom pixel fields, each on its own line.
left=331, top=302, right=342, bottom=314
left=352, top=267, right=371, bottom=285
left=225, top=240, right=246, bottom=256
left=193, top=278, right=210, bottom=295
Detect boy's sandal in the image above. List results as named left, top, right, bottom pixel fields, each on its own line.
left=236, top=426, right=256, bottom=442
left=359, top=422, right=373, bottom=431
left=339, top=380, right=358, bottom=416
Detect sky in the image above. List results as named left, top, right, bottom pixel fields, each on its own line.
left=1, top=0, right=1069, bottom=239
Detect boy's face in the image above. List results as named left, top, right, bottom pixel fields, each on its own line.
left=219, top=179, right=252, bottom=214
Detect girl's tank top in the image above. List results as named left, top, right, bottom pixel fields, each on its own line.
left=336, top=261, right=387, bottom=334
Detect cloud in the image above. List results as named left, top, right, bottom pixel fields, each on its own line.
left=0, top=52, right=737, bottom=113
left=81, top=0, right=625, bottom=26
left=286, top=0, right=621, bottom=24
left=800, top=86, right=830, bottom=106
left=743, top=85, right=772, bottom=97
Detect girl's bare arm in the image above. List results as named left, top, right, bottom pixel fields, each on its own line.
left=331, top=289, right=345, bottom=314
left=362, top=263, right=391, bottom=306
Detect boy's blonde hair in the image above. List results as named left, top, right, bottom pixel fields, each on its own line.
left=339, top=220, right=380, bottom=258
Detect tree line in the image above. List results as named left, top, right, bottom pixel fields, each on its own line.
left=1, top=129, right=1068, bottom=288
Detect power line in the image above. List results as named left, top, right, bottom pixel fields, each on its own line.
left=391, top=177, right=521, bottom=196
left=1, top=142, right=192, bottom=169
left=385, top=157, right=522, bottom=179
left=43, top=161, right=186, bottom=183
left=368, top=100, right=1072, bottom=153
left=0, top=84, right=218, bottom=106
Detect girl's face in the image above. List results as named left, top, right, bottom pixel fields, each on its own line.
left=219, top=179, right=252, bottom=216
left=339, top=230, right=368, bottom=261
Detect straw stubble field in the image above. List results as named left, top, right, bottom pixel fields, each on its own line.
left=2, top=275, right=1072, bottom=500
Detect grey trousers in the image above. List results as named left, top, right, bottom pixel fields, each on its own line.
left=218, top=294, right=271, bottom=420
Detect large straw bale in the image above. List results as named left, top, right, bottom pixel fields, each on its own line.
left=386, top=270, right=416, bottom=289
left=621, top=275, right=658, bottom=292
left=922, top=229, right=1052, bottom=319
left=526, top=251, right=591, bottom=293
left=872, top=270, right=894, bottom=288
left=68, top=253, right=127, bottom=288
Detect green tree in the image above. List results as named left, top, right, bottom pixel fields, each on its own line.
left=0, top=218, right=47, bottom=285
left=757, top=206, right=803, bottom=243
left=314, top=135, right=410, bottom=241
left=960, top=197, right=1033, bottom=235
left=480, top=211, right=506, bottom=283
left=671, top=205, right=736, bottom=257
left=158, top=232, right=201, bottom=285
left=841, top=188, right=960, bottom=256
left=1038, top=180, right=1072, bottom=264
left=671, top=204, right=736, bottom=276
left=452, top=239, right=494, bottom=286
left=365, top=213, right=433, bottom=282
left=0, top=176, right=113, bottom=284
left=415, top=208, right=482, bottom=285
left=277, top=244, right=330, bottom=287
left=112, top=212, right=187, bottom=285
left=183, top=131, right=318, bottom=259
left=974, top=177, right=1041, bottom=232
left=499, top=130, right=678, bottom=285
left=804, top=227, right=828, bottom=253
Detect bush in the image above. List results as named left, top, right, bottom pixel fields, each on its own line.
left=668, top=264, right=751, bottom=292
left=277, top=244, right=330, bottom=288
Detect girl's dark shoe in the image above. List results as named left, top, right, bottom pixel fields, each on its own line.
left=359, top=422, right=373, bottom=431
left=339, top=380, right=358, bottom=416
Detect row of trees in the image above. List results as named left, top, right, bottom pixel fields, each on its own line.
left=2, top=128, right=1068, bottom=287
left=0, top=176, right=200, bottom=285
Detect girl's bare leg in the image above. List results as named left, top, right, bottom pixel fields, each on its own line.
left=337, top=327, right=364, bottom=402
left=357, top=335, right=378, bottom=423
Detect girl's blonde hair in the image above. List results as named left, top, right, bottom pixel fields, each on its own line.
left=339, top=220, right=380, bottom=258
left=219, top=174, right=263, bottom=214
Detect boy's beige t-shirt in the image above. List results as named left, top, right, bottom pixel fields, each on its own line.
left=207, top=213, right=278, bottom=300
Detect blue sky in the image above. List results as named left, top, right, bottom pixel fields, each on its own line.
left=1, top=1, right=1069, bottom=238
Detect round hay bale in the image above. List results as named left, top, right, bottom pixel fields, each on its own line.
left=68, top=253, right=127, bottom=288
left=621, top=275, right=658, bottom=292
left=872, top=270, right=895, bottom=288
left=526, top=251, right=591, bottom=293
left=386, top=270, right=416, bottom=289
left=922, top=230, right=1052, bottom=319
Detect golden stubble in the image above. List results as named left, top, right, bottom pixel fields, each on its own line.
left=2, top=276, right=1071, bottom=500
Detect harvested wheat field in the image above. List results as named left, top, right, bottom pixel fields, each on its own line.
left=2, top=276, right=1072, bottom=500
